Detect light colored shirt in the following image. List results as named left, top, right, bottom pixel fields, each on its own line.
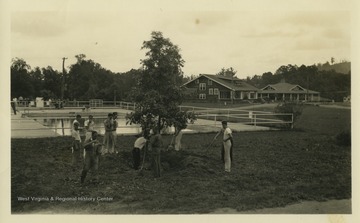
left=84, top=119, right=95, bottom=131
left=71, top=120, right=81, bottom=141
left=223, top=127, right=232, bottom=140
left=112, top=119, right=118, bottom=132
left=134, top=137, right=147, bottom=150
left=104, top=119, right=113, bottom=132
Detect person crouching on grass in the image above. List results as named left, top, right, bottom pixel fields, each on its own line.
left=81, top=131, right=103, bottom=184
left=148, top=126, right=163, bottom=178
left=132, top=132, right=148, bottom=170
left=213, top=121, right=233, bottom=173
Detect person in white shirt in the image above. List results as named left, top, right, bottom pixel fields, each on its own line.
left=103, top=113, right=114, bottom=154
left=214, top=121, right=233, bottom=172
left=71, top=114, right=83, bottom=169
left=174, top=126, right=184, bottom=151
left=112, top=112, right=119, bottom=154
left=84, top=115, right=95, bottom=142
left=133, top=134, right=148, bottom=170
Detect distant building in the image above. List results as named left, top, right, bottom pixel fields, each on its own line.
left=258, top=80, right=320, bottom=102
left=182, top=74, right=259, bottom=102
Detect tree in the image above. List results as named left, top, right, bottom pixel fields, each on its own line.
left=66, top=54, right=115, bottom=100
left=29, top=66, right=44, bottom=98
left=274, top=102, right=304, bottom=129
left=11, top=58, right=34, bottom=99
left=216, top=67, right=237, bottom=77
left=126, top=31, right=196, bottom=133
left=42, top=66, right=61, bottom=99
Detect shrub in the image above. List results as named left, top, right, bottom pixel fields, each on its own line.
left=274, top=102, right=304, bottom=128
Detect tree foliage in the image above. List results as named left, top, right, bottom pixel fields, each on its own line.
left=11, top=58, right=34, bottom=99
left=126, top=31, right=196, bottom=132
left=274, top=102, right=304, bottom=128
left=246, top=63, right=351, bottom=102
left=216, top=67, right=237, bottom=77
left=11, top=55, right=350, bottom=104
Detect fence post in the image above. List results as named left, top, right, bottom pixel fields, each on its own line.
left=55, top=119, right=57, bottom=136
left=61, top=118, right=65, bottom=136
left=254, top=114, right=257, bottom=127
left=291, top=114, right=294, bottom=129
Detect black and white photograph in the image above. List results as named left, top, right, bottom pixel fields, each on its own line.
left=1, top=0, right=359, bottom=222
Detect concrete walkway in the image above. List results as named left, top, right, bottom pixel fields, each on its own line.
left=11, top=112, right=60, bottom=138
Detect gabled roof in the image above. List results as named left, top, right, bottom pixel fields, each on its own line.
left=182, top=74, right=259, bottom=91
left=260, top=82, right=319, bottom=94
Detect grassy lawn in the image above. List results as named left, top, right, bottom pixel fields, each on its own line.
left=11, top=105, right=351, bottom=214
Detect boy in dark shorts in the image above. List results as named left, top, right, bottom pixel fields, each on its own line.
left=81, top=131, right=102, bottom=184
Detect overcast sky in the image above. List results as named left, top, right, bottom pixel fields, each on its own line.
left=7, top=0, right=355, bottom=79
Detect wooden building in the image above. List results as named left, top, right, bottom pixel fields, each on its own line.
left=182, top=74, right=259, bottom=102
left=258, top=81, right=320, bottom=102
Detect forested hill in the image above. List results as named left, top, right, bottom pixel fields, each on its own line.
left=317, top=61, right=351, bottom=74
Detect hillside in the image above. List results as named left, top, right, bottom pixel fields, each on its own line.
left=317, top=61, right=351, bottom=74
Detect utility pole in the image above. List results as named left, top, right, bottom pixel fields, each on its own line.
left=61, top=57, right=68, bottom=100
left=306, top=74, right=309, bottom=102
left=114, top=89, right=116, bottom=106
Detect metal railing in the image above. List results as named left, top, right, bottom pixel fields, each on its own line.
left=13, top=100, right=136, bottom=110
left=180, top=105, right=294, bottom=128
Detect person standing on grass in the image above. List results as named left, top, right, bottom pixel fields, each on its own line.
left=132, top=133, right=148, bottom=170
left=103, top=113, right=114, bottom=154
left=71, top=114, right=83, bottom=169
left=11, top=98, right=17, bottom=115
left=174, top=125, right=184, bottom=151
left=112, top=112, right=119, bottom=154
left=214, top=121, right=233, bottom=173
left=81, top=131, right=102, bottom=184
left=149, top=126, right=163, bottom=177
left=84, top=115, right=95, bottom=142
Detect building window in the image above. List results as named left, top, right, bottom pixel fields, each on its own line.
left=199, top=83, right=206, bottom=91
left=209, top=88, right=213, bottom=95
left=195, top=79, right=199, bottom=84
left=199, top=94, right=206, bottom=99
left=208, top=79, right=213, bottom=85
left=214, top=88, right=219, bottom=95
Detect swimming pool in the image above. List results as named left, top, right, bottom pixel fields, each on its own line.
left=34, top=118, right=143, bottom=136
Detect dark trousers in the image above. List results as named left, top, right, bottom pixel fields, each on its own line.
left=81, top=151, right=99, bottom=183
left=151, top=150, right=161, bottom=178
left=132, top=147, right=141, bottom=170
left=11, top=102, right=16, bottom=115
left=72, top=140, right=82, bottom=167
